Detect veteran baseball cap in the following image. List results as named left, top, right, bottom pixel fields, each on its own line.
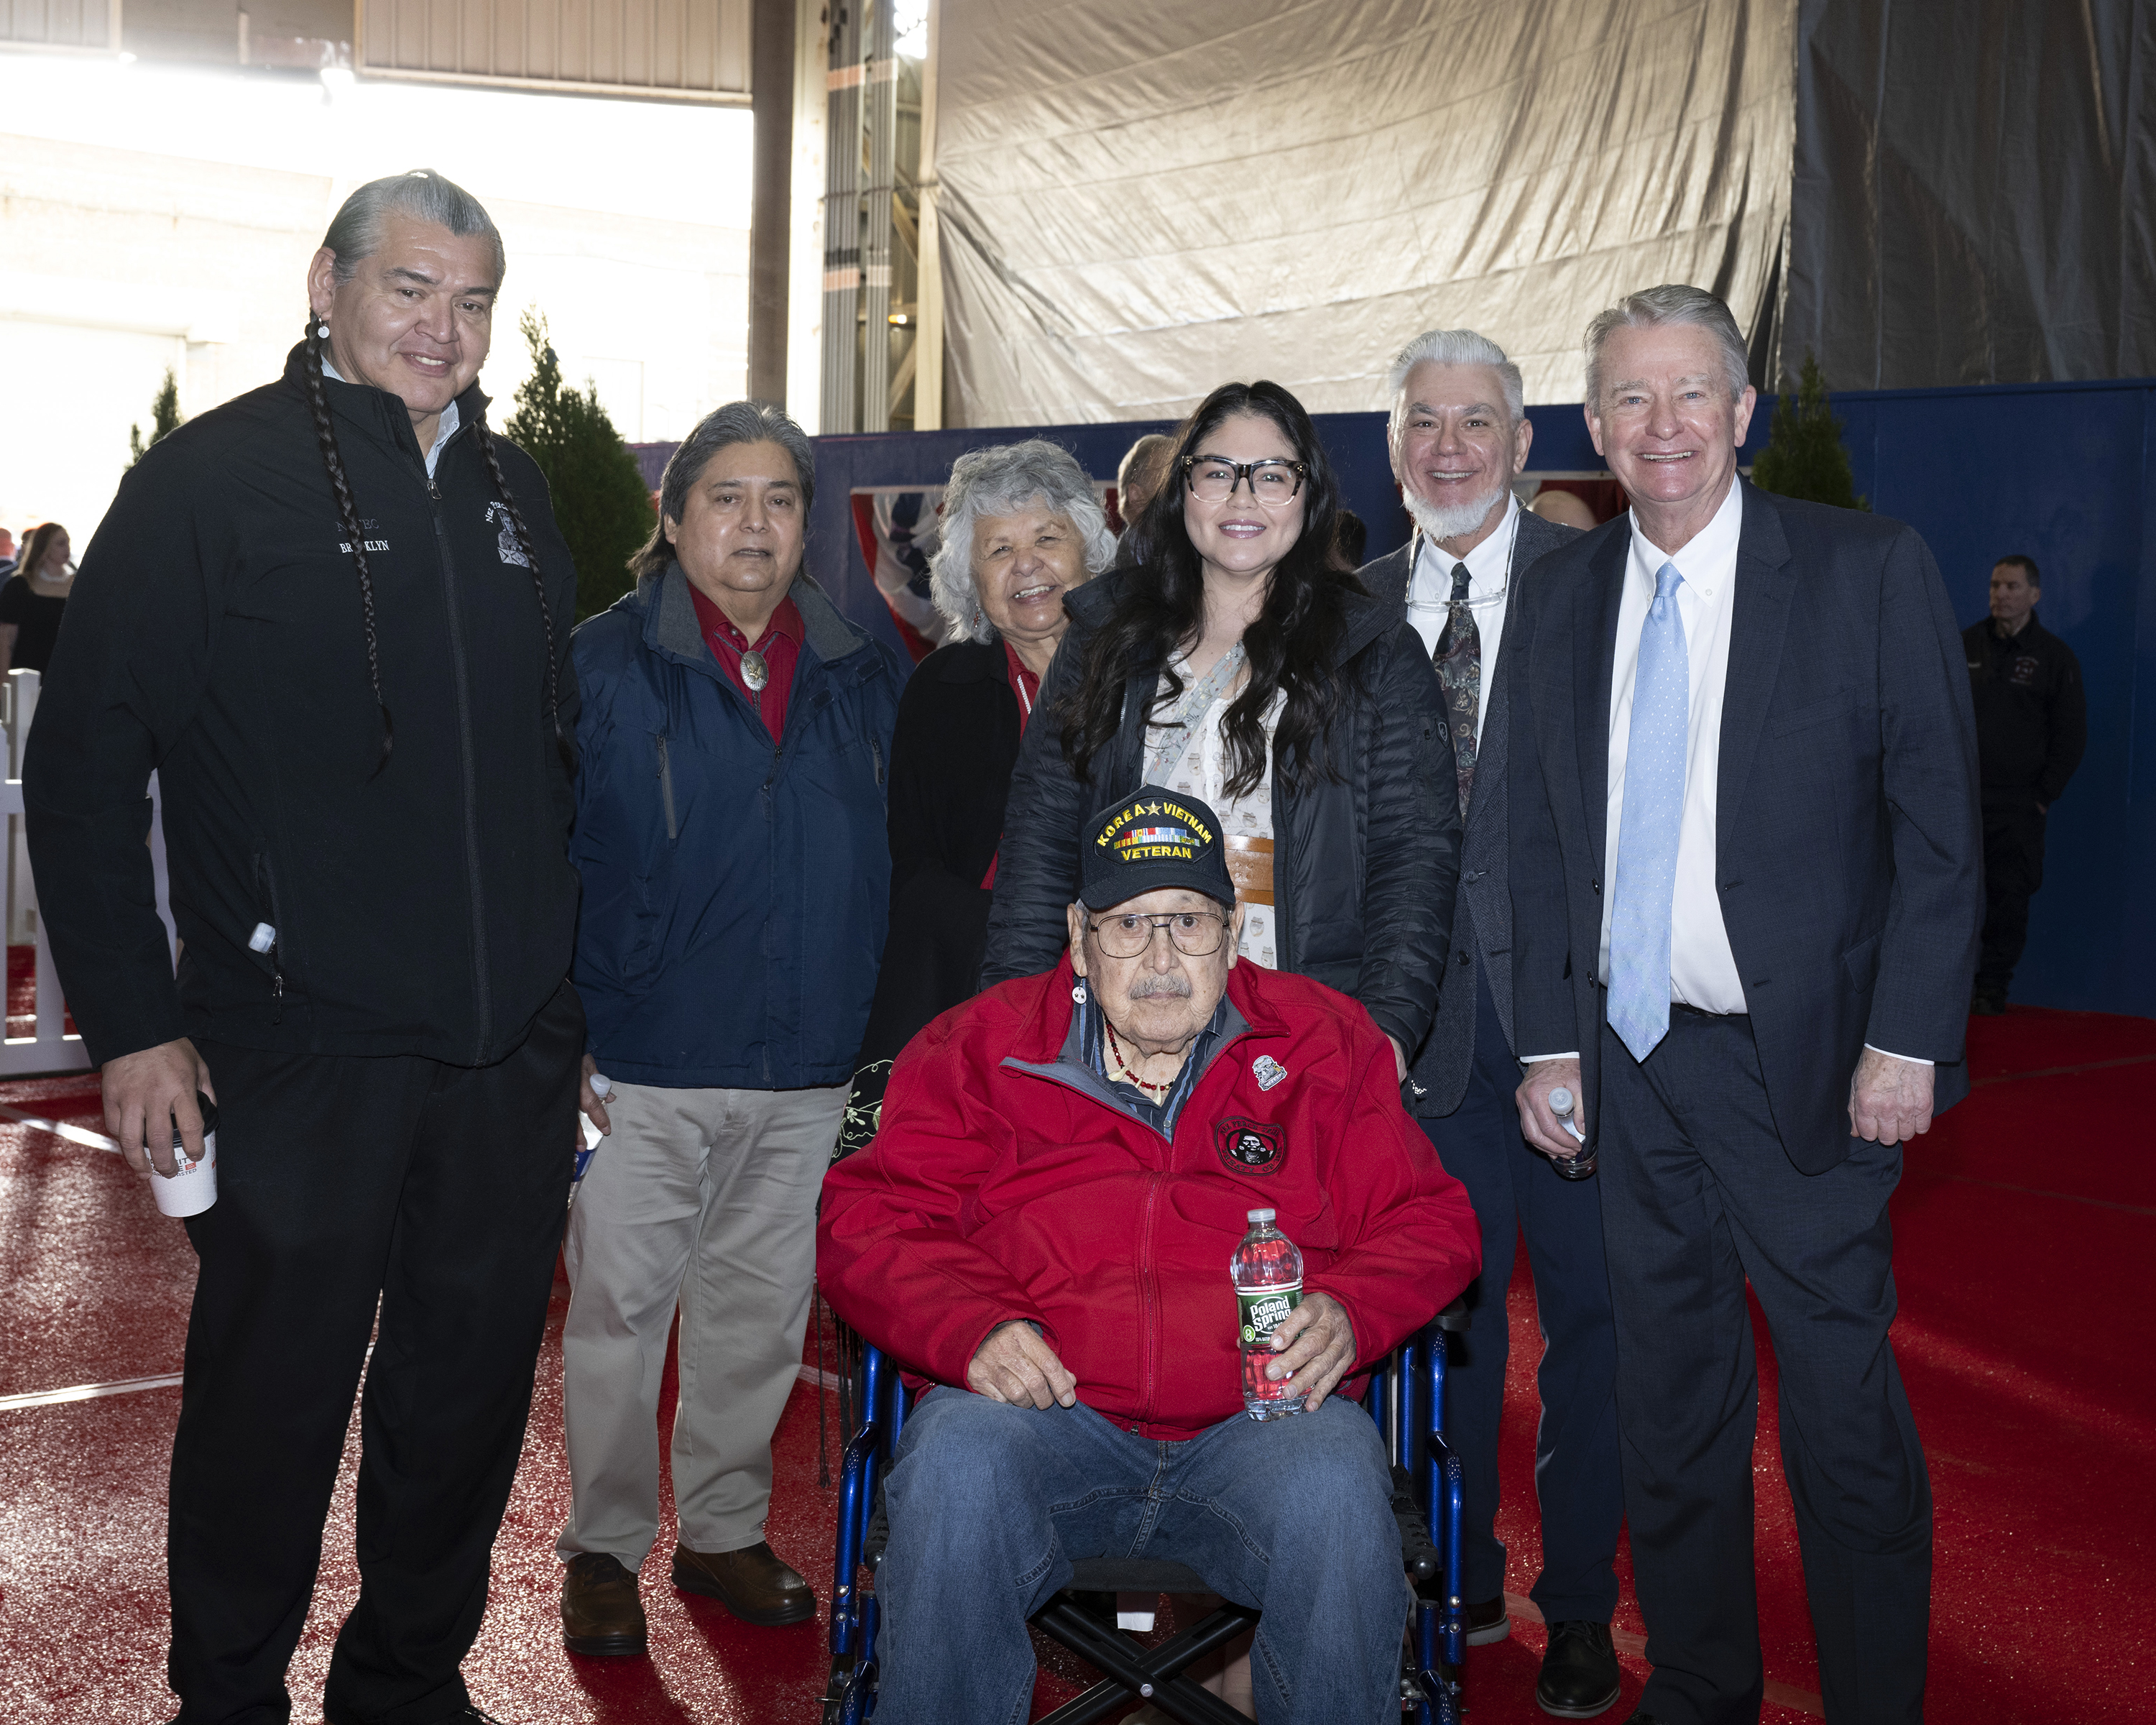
left=1077, top=784, right=1236, bottom=911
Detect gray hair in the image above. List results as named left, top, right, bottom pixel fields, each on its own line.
left=632, top=400, right=816, bottom=580
left=321, top=169, right=505, bottom=285
left=1584, top=284, right=1749, bottom=408
left=931, top=440, right=1118, bottom=643
left=1386, top=328, right=1525, bottom=428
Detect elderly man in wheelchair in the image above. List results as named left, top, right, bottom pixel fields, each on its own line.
left=819, top=786, right=1480, bottom=1725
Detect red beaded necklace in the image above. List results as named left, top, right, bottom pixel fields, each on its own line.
left=1104, top=1021, right=1173, bottom=1097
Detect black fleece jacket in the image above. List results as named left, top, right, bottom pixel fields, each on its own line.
left=26, top=346, right=579, bottom=1067
left=1962, top=612, right=2086, bottom=805
left=981, top=570, right=1460, bottom=1056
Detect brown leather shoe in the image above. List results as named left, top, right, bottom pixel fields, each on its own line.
left=561, top=1551, right=648, bottom=1655
left=671, top=1539, right=816, bottom=1626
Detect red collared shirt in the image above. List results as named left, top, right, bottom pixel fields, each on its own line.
left=690, top=585, right=803, bottom=743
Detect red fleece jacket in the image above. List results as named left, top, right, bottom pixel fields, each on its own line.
left=816, top=955, right=1481, bottom=1440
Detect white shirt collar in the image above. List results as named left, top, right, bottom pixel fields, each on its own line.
left=1413, top=492, right=1521, bottom=599
left=318, top=356, right=462, bottom=474
left=1628, top=475, right=1743, bottom=599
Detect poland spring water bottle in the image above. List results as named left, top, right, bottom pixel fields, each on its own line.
left=1233, top=1208, right=1304, bottom=1420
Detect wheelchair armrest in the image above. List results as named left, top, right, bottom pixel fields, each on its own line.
left=1433, top=1297, right=1469, bottom=1333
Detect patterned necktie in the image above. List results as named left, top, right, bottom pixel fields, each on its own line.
left=1606, top=561, right=1690, bottom=1062
left=1432, top=559, right=1480, bottom=815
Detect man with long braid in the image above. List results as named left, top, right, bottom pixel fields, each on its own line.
left=26, top=170, right=581, bottom=1725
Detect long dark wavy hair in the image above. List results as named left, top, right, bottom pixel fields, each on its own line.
left=1061, top=380, right=1361, bottom=799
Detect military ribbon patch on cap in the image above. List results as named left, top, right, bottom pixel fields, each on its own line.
left=1252, top=1055, right=1287, bottom=1091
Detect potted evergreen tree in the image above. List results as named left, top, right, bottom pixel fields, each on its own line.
left=1750, top=354, right=1868, bottom=510
left=128, top=368, right=184, bottom=467
left=504, top=311, right=658, bottom=618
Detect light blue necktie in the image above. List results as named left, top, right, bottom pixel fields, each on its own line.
left=1607, top=561, right=1690, bottom=1062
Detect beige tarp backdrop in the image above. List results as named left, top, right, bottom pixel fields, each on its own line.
left=933, top=0, right=1799, bottom=424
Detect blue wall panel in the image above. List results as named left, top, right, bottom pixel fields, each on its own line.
left=784, top=377, right=2152, bottom=1017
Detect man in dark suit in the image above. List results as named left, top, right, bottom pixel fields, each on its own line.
left=1361, top=327, right=1623, bottom=1719
left=1508, top=285, right=1981, bottom=1725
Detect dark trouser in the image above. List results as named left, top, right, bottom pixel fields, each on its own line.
left=169, top=982, right=582, bottom=1725
left=1598, top=1009, right=1930, bottom=1725
left=1417, top=960, right=1621, bottom=1623
left=1976, top=794, right=2046, bottom=994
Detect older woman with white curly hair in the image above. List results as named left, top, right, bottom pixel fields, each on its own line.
left=835, top=440, right=1115, bottom=1158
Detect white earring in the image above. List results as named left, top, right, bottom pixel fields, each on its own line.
left=1071, top=981, right=1087, bottom=1004
left=316, top=321, right=330, bottom=340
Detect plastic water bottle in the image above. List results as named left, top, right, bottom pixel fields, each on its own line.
left=1233, top=1208, right=1305, bottom=1419
left=1547, top=1086, right=1596, bottom=1179
left=569, top=1074, right=611, bottom=1208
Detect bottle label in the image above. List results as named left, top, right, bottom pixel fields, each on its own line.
left=1238, top=1283, right=1302, bottom=1346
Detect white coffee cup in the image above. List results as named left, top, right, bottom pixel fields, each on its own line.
left=149, top=1094, right=219, bottom=1219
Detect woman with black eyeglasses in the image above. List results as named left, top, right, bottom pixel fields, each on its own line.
left=983, top=379, right=1460, bottom=1088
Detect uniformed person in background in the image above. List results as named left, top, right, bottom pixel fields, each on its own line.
left=1963, top=553, right=2086, bottom=1015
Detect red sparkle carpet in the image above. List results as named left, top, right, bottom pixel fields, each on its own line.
left=1, top=1006, right=2151, bottom=1723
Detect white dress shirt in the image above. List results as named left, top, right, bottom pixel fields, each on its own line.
left=320, top=357, right=462, bottom=477
left=1598, top=479, right=1748, bottom=1012
left=1405, top=492, right=1521, bottom=738
left=1519, top=477, right=1927, bottom=1067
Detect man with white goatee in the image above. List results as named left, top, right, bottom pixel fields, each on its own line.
left=1358, top=329, right=1624, bottom=1720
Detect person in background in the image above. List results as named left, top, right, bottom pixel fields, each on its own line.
left=836, top=439, right=1116, bottom=1158
left=0, top=526, right=17, bottom=575
left=1963, top=553, right=2085, bottom=1014
left=0, top=520, right=74, bottom=673
left=557, top=402, right=906, bottom=1657
left=27, top=167, right=584, bottom=1725
left=1359, top=328, right=1620, bottom=1718
left=1334, top=507, right=1368, bottom=569
left=1511, top=284, right=1980, bottom=1725
left=984, top=380, right=1458, bottom=1088
left=1114, top=431, right=1174, bottom=558
left=1531, top=487, right=1600, bottom=530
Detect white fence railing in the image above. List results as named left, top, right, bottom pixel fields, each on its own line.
left=0, top=668, right=177, bottom=1077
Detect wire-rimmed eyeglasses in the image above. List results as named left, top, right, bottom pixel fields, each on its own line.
left=1085, top=908, right=1229, bottom=959
left=1181, top=455, right=1307, bottom=507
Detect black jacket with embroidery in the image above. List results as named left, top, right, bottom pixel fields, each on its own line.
left=26, top=344, right=579, bottom=1067
left=980, top=569, right=1459, bottom=1058
left=1962, top=612, right=2086, bottom=804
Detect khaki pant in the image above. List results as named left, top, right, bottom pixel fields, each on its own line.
left=557, top=1079, right=847, bottom=1568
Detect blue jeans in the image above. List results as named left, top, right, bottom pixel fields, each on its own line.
left=875, top=1388, right=1411, bottom=1725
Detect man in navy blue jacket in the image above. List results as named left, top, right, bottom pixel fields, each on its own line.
left=1509, top=288, right=1980, bottom=1725
left=555, top=403, right=905, bottom=1656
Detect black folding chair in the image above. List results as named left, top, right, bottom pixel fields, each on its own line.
left=823, top=1300, right=1470, bottom=1725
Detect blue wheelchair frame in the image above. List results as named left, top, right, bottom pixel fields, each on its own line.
left=823, top=1318, right=1467, bottom=1724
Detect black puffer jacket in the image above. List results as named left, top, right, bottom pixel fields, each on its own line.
left=981, top=571, right=1460, bottom=1054
left=26, top=345, right=578, bottom=1068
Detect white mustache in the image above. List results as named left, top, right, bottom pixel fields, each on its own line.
left=1127, top=973, right=1194, bottom=998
